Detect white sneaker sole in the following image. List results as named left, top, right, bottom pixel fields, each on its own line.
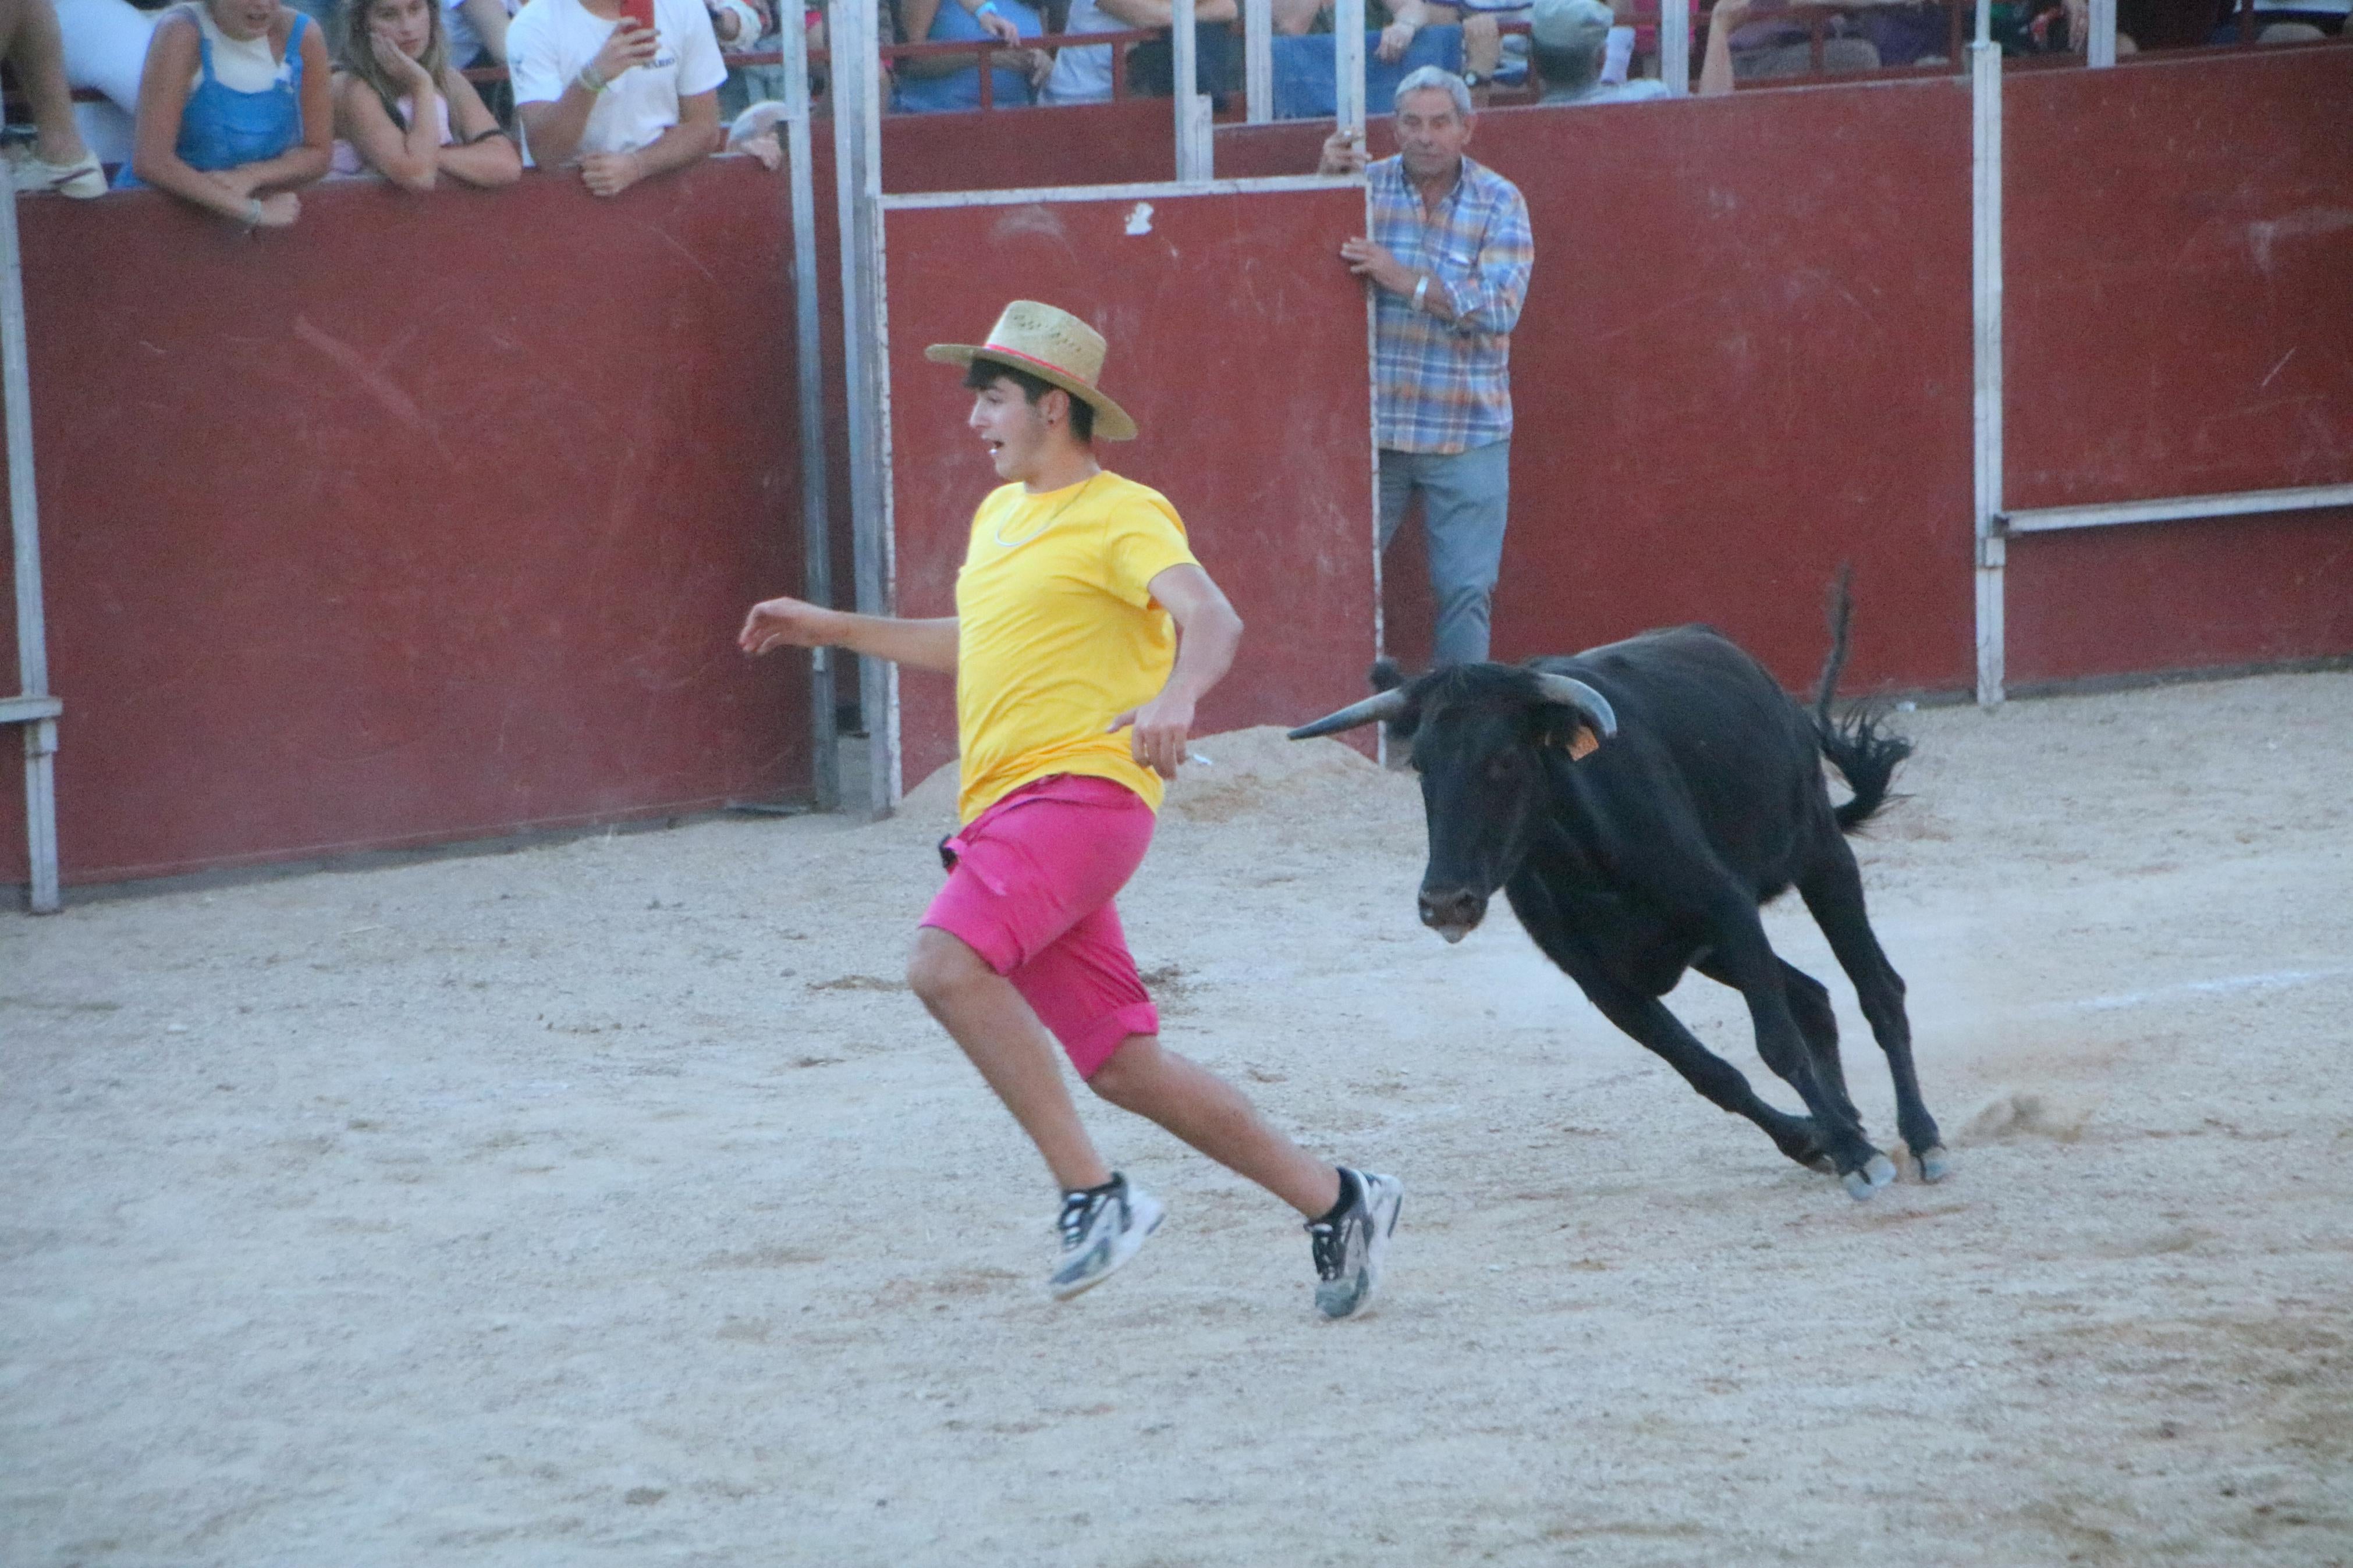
left=1049, top=1188, right=1166, bottom=1302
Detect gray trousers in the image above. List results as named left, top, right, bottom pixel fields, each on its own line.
left=1377, top=439, right=1512, bottom=669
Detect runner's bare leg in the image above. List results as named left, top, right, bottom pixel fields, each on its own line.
left=1088, top=1035, right=1344, bottom=1217
left=908, top=927, right=1114, bottom=1192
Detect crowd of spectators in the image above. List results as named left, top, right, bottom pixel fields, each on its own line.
left=9, top=0, right=2337, bottom=219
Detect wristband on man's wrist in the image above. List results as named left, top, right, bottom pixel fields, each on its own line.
left=243, top=197, right=264, bottom=227
left=1410, top=273, right=1431, bottom=312
left=578, top=63, right=610, bottom=92
left=975, top=1, right=1001, bottom=15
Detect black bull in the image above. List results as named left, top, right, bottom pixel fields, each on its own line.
left=1289, top=605, right=1947, bottom=1200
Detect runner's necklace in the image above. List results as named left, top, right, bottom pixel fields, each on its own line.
left=992, top=471, right=1101, bottom=549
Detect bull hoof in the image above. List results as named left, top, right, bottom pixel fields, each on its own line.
left=1917, top=1144, right=1951, bottom=1183
left=1841, top=1153, right=1897, bottom=1201
left=1781, top=1123, right=1837, bottom=1174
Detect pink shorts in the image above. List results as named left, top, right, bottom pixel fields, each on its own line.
left=920, top=774, right=1159, bottom=1079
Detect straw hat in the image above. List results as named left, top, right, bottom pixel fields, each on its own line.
left=924, top=301, right=1139, bottom=442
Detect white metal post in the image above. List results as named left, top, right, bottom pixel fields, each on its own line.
left=1659, top=0, right=1691, bottom=96
left=2085, top=0, right=2117, bottom=65
left=1, top=186, right=61, bottom=913
left=1335, top=0, right=1365, bottom=143
left=832, top=0, right=900, bottom=811
left=1244, top=0, right=1272, bottom=122
left=1969, top=0, right=2004, bottom=706
left=1172, top=0, right=1212, bottom=181
left=782, top=16, right=839, bottom=811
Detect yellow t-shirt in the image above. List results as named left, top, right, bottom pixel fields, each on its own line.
left=954, top=471, right=1201, bottom=824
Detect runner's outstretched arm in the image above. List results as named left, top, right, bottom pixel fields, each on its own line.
left=738, top=595, right=960, bottom=673
left=1109, top=564, right=1244, bottom=779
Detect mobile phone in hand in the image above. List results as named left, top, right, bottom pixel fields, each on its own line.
left=620, top=0, right=656, bottom=34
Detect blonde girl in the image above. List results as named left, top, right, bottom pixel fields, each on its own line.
left=332, top=0, right=518, bottom=187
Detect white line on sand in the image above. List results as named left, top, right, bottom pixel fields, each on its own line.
left=2073, top=967, right=2352, bottom=1013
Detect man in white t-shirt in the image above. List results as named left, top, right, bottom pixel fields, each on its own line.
left=509, top=0, right=724, bottom=195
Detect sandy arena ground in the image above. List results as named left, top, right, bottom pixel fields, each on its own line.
left=3, top=670, right=2350, bottom=1566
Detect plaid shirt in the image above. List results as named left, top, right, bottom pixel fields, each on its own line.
left=1365, top=153, right=1534, bottom=454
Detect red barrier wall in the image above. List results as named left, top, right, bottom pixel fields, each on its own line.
left=882, top=187, right=1378, bottom=787
left=8, top=61, right=2347, bottom=890
left=1, top=161, right=807, bottom=887
left=2005, top=50, right=2353, bottom=508
left=880, top=97, right=1176, bottom=194
left=2001, top=47, right=2353, bottom=685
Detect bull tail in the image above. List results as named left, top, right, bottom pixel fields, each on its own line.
left=1810, top=565, right=1914, bottom=833
left=1821, top=709, right=1912, bottom=831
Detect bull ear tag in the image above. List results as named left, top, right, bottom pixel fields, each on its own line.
left=1552, top=725, right=1600, bottom=760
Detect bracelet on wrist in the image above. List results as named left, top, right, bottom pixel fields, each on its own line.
left=577, top=63, right=609, bottom=92
left=243, top=197, right=264, bottom=227
left=1410, top=273, right=1431, bottom=312
left=975, top=1, right=1000, bottom=14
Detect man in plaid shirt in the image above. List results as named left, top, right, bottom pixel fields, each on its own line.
left=1321, top=66, right=1534, bottom=667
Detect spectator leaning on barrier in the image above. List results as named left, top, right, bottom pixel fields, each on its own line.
left=1532, top=0, right=1660, bottom=99
left=1705, top=0, right=1878, bottom=81
left=332, top=0, right=521, bottom=186
left=1319, top=65, right=1532, bottom=670
left=509, top=0, right=724, bottom=195
left=3, top=0, right=106, bottom=194
left=1274, top=0, right=1446, bottom=64
left=889, top=0, right=1048, bottom=111
left=1041, top=0, right=1237, bottom=105
left=120, top=0, right=332, bottom=226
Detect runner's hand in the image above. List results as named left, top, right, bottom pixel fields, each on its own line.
left=1109, top=692, right=1195, bottom=781
left=739, top=594, right=835, bottom=654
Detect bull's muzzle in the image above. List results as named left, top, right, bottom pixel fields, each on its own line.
left=1418, top=886, right=1487, bottom=944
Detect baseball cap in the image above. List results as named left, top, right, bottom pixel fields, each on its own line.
left=1531, top=0, right=1614, bottom=51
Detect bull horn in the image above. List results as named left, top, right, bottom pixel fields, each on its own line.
left=1287, top=687, right=1410, bottom=740
left=1530, top=673, right=1619, bottom=739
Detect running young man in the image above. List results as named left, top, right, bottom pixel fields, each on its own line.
left=739, top=301, right=1401, bottom=1318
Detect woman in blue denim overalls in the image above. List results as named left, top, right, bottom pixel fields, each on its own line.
left=120, top=0, right=331, bottom=226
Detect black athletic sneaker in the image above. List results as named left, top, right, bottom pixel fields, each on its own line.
left=1049, top=1173, right=1166, bottom=1301
left=1309, top=1168, right=1403, bottom=1320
